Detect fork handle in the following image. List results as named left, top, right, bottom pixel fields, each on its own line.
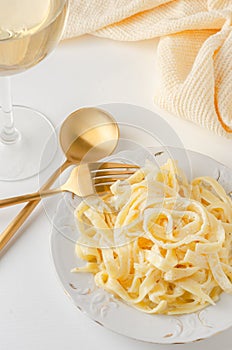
left=0, top=160, right=71, bottom=252
left=0, top=187, right=64, bottom=208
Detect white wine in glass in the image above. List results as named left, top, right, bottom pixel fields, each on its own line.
left=0, top=0, right=68, bottom=181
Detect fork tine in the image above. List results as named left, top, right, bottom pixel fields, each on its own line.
left=94, top=175, right=132, bottom=185
left=95, top=179, right=120, bottom=186
left=94, top=183, right=114, bottom=195
left=90, top=162, right=139, bottom=173
left=93, top=169, right=135, bottom=180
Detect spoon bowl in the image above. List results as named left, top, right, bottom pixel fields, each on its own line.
left=60, top=107, right=119, bottom=164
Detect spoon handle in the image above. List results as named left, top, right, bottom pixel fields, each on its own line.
left=0, top=188, right=64, bottom=208
left=0, top=160, right=71, bottom=253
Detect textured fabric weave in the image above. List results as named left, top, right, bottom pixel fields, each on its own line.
left=63, top=0, right=232, bottom=137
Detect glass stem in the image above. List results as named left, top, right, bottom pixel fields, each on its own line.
left=0, top=77, right=20, bottom=144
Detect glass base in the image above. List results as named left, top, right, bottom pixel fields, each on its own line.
left=0, top=106, right=57, bottom=181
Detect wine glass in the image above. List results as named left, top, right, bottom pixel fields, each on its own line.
left=0, top=0, right=69, bottom=181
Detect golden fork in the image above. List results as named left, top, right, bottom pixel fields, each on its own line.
left=0, top=162, right=139, bottom=208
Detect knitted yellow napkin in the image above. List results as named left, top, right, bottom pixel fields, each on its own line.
left=63, top=0, right=232, bottom=137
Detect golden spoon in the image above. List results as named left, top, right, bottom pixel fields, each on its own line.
left=0, top=107, right=119, bottom=252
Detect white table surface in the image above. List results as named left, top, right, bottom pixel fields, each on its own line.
left=1, top=35, right=232, bottom=350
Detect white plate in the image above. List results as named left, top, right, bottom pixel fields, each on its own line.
left=51, top=146, right=232, bottom=344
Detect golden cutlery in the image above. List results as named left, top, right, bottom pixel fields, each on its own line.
left=0, top=107, right=119, bottom=252
left=0, top=162, right=138, bottom=207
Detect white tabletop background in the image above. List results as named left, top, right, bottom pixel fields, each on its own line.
left=1, top=35, right=232, bottom=350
